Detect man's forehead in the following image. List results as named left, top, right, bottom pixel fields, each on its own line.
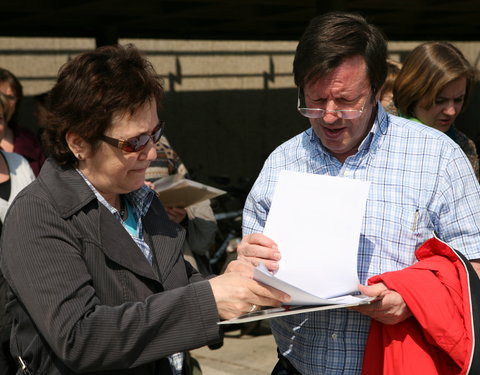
left=305, top=56, right=370, bottom=92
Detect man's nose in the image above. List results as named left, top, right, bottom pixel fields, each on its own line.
left=322, top=100, right=339, bottom=123
left=322, top=111, right=340, bottom=124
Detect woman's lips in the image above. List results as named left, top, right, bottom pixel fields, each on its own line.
left=439, top=118, right=453, bottom=125
left=436, top=118, right=454, bottom=129
left=131, top=166, right=149, bottom=173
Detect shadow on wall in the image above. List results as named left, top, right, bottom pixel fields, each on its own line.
left=17, top=82, right=480, bottom=191
left=160, top=88, right=307, bottom=186
left=18, top=87, right=308, bottom=189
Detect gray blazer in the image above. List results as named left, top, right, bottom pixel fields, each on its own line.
left=0, top=158, right=222, bottom=374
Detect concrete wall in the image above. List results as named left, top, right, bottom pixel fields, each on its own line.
left=1, top=37, right=479, bottom=189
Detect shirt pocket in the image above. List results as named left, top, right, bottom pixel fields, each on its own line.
left=362, top=205, right=434, bottom=270
left=402, top=207, right=434, bottom=243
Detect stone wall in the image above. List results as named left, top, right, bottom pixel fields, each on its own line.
left=0, top=37, right=479, bottom=188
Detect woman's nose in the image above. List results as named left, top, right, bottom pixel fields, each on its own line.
left=146, top=141, right=157, bottom=161
left=443, top=102, right=457, bottom=116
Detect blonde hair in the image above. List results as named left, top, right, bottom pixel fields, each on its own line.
left=380, top=59, right=402, bottom=99
left=393, top=42, right=476, bottom=117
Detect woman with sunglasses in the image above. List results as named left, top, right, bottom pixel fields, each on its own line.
left=0, top=44, right=289, bottom=375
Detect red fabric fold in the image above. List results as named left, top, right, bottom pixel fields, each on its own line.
left=362, top=237, right=473, bottom=375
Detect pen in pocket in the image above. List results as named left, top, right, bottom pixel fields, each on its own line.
left=412, top=209, right=419, bottom=232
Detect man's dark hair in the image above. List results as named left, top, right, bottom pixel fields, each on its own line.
left=293, top=12, right=388, bottom=96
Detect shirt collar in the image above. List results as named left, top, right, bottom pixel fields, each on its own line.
left=361, top=103, right=388, bottom=153
left=76, top=168, right=154, bottom=218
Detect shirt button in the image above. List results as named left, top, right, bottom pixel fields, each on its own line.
left=343, top=171, right=349, bottom=177
left=331, top=333, right=337, bottom=339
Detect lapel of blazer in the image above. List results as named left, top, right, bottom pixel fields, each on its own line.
left=98, top=205, right=160, bottom=281
left=39, top=159, right=176, bottom=283
left=142, top=198, right=186, bottom=284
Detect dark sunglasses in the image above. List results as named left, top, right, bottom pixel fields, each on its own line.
left=100, top=121, right=165, bottom=152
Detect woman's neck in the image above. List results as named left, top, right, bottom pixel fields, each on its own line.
left=0, top=127, right=14, bottom=153
left=0, top=151, right=10, bottom=183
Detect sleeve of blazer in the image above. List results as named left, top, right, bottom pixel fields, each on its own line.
left=0, top=193, right=222, bottom=372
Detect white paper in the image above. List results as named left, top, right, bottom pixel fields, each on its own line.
left=254, top=264, right=368, bottom=305
left=218, top=297, right=373, bottom=325
left=258, top=170, right=370, bottom=304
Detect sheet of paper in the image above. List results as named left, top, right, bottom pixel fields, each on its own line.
left=218, top=297, right=373, bottom=325
left=153, top=176, right=226, bottom=207
left=260, top=170, right=370, bottom=301
left=254, top=264, right=371, bottom=305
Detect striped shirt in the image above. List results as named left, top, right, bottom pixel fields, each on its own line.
left=243, top=104, right=480, bottom=374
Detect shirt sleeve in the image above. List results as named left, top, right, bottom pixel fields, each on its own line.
left=242, top=157, right=277, bottom=236
left=433, top=144, right=480, bottom=260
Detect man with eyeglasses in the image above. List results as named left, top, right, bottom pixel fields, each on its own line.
left=237, top=12, right=480, bottom=374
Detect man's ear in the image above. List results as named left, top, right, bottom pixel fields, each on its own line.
left=373, top=85, right=382, bottom=104
left=65, top=131, right=88, bottom=160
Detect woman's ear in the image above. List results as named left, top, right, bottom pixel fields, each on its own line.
left=65, top=131, right=88, bottom=161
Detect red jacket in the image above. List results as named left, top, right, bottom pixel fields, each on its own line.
left=362, top=236, right=480, bottom=375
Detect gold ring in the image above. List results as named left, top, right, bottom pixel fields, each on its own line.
left=249, top=304, right=257, bottom=313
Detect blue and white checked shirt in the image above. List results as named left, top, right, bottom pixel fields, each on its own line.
left=77, top=170, right=184, bottom=375
left=243, top=104, right=480, bottom=374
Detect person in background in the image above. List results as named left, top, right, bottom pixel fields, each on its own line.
left=237, top=12, right=480, bottom=374
left=0, top=44, right=289, bottom=375
left=393, top=41, right=479, bottom=179
left=379, top=59, right=402, bottom=115
left=0, top=94, right=35, bottom=374
left=0, top=68, right=46, bottom=175
left=145, top=136, right=217, bottom=276
left=32, top=91, right=50, bottom=136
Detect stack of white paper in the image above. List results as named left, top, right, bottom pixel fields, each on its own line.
left=257, top=170, right=371, bottom=305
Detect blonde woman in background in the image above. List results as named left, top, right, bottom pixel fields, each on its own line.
left=393, top=41, right=479, bottom=179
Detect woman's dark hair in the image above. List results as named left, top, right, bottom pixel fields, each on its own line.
left=43, top=43, right=164, bottom=168
left=293, top=12, right=388, bottom=97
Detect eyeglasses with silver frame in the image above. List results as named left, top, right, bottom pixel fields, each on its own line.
left=297, top=87, right=368, bottom=120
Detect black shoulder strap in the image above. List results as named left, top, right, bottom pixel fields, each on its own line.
left=451, top=249, right=480, bottom=374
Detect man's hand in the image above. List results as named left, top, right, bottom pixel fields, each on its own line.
left=236, top=233, right=281, bottom=272
left=349, top=282, right=412, bottom=325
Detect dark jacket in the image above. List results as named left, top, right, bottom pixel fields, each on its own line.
left=0, top=158, right=222, bottom=374
left=12, top=125, right=46, bottom=177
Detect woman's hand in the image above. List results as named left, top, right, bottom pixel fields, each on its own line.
left=165, top=207, right=187, bottom=224
left=144, top=180, right=155, bottom=190
left=236, top=233, right=281, bottom=272
left=349, top=282, right=412, bottom=325
left=209, top=260, right=290, bottom=320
